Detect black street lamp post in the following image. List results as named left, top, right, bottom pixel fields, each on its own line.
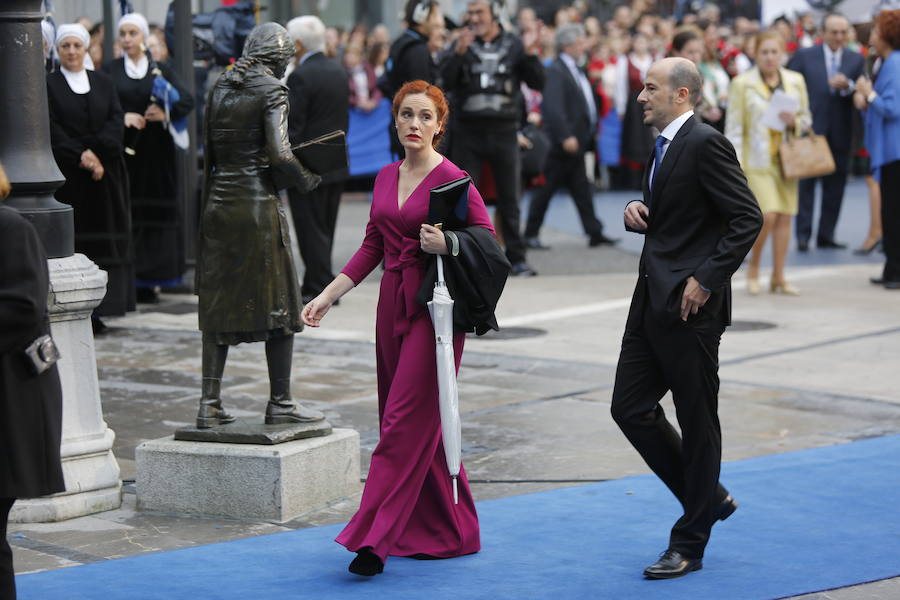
left=0, top=0, right=73, bottom=259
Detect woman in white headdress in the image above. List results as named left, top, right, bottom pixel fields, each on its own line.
left=47, top=24, right=134, bottom=331
left=102, top=13, right=194, bottom=304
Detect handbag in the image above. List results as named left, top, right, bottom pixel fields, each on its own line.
left=779, top=131, right=836, bottom=180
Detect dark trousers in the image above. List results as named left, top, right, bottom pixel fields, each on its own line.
left=611, top=308, right=729, bottom=559
left=881, top=160, right=900, bottom=282
left=524, top=151, right=604, bottom=239
left=451, top=124, right=526, bottom=265
left=1, top=497, right=15, bottom=599
left=288, top=181, right=344, bottom=299
left=796, top=151, right=848, bottom=244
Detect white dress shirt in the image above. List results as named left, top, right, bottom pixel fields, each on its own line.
left=648, top=109, right=695, bottom=187
left=560, top=52, right=597, bottom=126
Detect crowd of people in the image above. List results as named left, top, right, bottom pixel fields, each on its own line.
left=241, top=0, right=895, bottom=290
left=4, top=0, right=897, bottom=593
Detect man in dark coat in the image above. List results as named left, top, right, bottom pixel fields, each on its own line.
left=0, top=164, right=65, bottom=599
left=286, top=15, right=350, bottom=303
left=611, top=58, right=762, bottom=579
left=787, top=13, right=865, bottom=250
left=196, top=23, right=323, bottom=428
left=522, top=23, right=615, bottom=249
left=439, top=0, right=545, bottom=277
left=379, top=0, right=445, bottom=157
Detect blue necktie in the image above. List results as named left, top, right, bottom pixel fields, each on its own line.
left=650, top=135, right=667, bottom=190
left=829, top=53, right=839, bottom=95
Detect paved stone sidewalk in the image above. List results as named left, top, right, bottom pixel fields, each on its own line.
left=9, top=189, right=900, bottom=599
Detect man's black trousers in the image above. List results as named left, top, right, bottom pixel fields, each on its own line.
left=451, top=123, right=526, bottom=265
left=611, top=307, right=730, bottom=559
left=288, top=181, right=344, bottom=299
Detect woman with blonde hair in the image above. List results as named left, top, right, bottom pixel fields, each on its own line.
left=726, top=30, right=812, bottom=295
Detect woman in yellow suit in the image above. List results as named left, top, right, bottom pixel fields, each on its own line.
left=726, top=31, right=812, bottom=295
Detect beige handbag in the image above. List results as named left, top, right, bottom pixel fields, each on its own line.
left=779, top=132, right=836, bottom=179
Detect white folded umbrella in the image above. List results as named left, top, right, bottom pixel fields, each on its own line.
left=427, top=255, right=462, bottom=503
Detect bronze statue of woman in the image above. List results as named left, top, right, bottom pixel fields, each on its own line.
left=195, top=22, right=323, bottom=428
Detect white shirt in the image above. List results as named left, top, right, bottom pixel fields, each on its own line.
left=823, top=44, right=854, bottom=95
left=560, top=52, right=597, bottom=125
left=648, top=109, right=695, bottom=187
left=61, top=66, right=90, bottom=94
left=124, top=53, right=149, bottom=79
left=823, top=44, right=843, bottom=76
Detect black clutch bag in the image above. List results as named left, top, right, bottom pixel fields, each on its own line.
left=428, top=176, right=471, bottom=231
left=291, top=130, right=348, bottom=182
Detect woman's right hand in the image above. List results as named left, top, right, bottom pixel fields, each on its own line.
left=124, top=112, right=146, bottom=129
left=301, top=295, right=333, bottom=327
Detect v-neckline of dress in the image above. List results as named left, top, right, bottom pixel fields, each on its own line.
left=396, top=157, right=445, bottom=212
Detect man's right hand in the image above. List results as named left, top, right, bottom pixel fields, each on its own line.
left=455, top=28, right=475, bottom=55
left=624, top=200, right=649, bottom=231
left=562, top=136, right=579, bottom=154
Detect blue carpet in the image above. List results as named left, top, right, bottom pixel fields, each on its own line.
left=18, top=435, right=900, bottom=600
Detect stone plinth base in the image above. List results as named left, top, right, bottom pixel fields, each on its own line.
left=174, top=419, right=332, bottom=445
left=136, top=429, right=360, bottom=522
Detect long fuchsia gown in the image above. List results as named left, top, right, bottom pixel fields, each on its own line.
left=336, top=157, right=491, bottom=563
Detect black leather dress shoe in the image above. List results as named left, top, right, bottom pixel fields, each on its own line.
left=348, top=548, right=384, bottom=576
left=588, top=233, right=619, bottom=247
left=524, top=237, right=551, bottom=250
left=871, top=276, right=885, bottom=285
left=643, top=549, right=703, bottom=579
left=510, top=261, right=538, bottom=277
left=714, top=494, right=738, bottom=522
left=797, top=240, right=809, bottom=252
left=817, top=239, right=847, bottom=249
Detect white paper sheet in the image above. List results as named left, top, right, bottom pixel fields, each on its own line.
left=761, top=89, right=801, bottom=132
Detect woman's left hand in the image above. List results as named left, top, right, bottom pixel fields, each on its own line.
left=856, top=76, right=873, bottom=98
left=420, top=223, right=448, bottom=255
left=778, top=111, right=796, bottom=128
left=144, top=105, right=166, bottom=122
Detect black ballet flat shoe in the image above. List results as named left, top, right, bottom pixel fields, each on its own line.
left=348, top=549, right=384, bottom=576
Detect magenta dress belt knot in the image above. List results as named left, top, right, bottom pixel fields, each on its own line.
left=383, top=237, right=427, bottom=337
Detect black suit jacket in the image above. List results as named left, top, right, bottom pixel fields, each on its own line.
left=287, top=52, right=350, bottom=183
left=625, top=115, right=762, bottom=329
left=788, top=45, right=864, bottom=154
left=541, top=57, right=598, bottom=154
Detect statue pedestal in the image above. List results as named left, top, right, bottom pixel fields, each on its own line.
left=136, top=426, right=360, bottom=522
left=11, top=254, right=122, bottom=523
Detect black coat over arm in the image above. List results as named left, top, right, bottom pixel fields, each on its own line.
left=0, top=207, right=65, bottom=499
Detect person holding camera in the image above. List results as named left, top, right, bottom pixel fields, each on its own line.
left=0, top=163, right=65, bottom=600
left=440, top=0, right=545, bottom=276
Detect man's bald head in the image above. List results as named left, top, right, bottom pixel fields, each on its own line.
left=657, top=57, right=704, bottom=107
left=638, top=57, right=703, bottom=130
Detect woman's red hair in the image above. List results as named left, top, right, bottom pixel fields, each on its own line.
left=876, top=9, right=900, bottom=50
left=392, top=80, right=449, bottom=149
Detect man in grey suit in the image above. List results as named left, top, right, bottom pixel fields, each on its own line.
left=788, top=14, right=865, bottom=250
left=522, top=23, right=614, bottom=249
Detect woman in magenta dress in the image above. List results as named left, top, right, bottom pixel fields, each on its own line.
left=302, top=80, right=491, bottom=576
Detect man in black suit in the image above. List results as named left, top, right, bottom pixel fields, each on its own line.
left=788, top=14, right=865, bottom=250
left=611, top=58, right=762, bottom=579
left=286, top=16, right=350, bottom=303
left=522, top=23, right=615, bottom=249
